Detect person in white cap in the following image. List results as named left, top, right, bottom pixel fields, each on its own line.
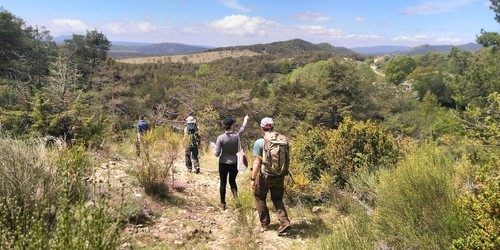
left=250, top=117, right=291, bottom=235
left=184, top=116, right=201, bottom=173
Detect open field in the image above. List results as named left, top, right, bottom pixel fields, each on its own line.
left=116, top=49, right=260, bottom=64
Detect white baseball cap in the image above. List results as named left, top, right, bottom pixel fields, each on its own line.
left=260, top=117, right=274, bottom=128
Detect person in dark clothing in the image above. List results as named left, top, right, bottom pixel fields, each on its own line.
left=136, top=115, right=149, bottom=156
left=213, top=115, right=249, bottom=210
left=184, top=116, right=201, bottom=174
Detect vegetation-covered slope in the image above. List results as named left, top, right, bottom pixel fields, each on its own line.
left=0, top=3, right=499, bottom=248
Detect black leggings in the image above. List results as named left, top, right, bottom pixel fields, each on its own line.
left=219, top=162, right=238, bottom=204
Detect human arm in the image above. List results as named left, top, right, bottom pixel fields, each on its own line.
left=237, top=115, right=250, bottom=135
left=213, top=136, right=222, bottom=157
left=250, top=138, right=264, bottom=189
left=250, top=157, right=261, bottom=189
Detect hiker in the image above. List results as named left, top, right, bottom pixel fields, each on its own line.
left=213, top=115, right=249, bottom=210
left=250, top=117, right=291, bottom=235
left=136, top=114, right=150, bottom=156
left=184, top=116, right=201, bottom=174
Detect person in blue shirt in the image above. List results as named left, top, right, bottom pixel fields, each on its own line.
left=136, top=115, right=149, bottom=156
left=250, top=117, right=291, bottom=235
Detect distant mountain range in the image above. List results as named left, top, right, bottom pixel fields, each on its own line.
left=350, top=43, right=483, bottom=55
left=53, top=36, right=485, bottom=59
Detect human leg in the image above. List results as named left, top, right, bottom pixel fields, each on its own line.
left=192, top=147, right=200, bottom=173
left=228, top=163, right=238, bottom=198
left=254, top=176, right=270, bottom=227
left=219, top=163, right=230, bottom=205
left=269, top=178, right=290, bottom=231
left=185, top=147, right=192, bottom=171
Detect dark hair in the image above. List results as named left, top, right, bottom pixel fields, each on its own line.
left=139, top=114, right=144, bottom=120
left=262, top=127, right=273, bottom=132
left=222, top=117, right=235, bottom=128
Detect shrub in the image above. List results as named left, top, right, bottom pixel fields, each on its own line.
left=452, top=154, right=500, bottom=249
left=324, top=117, right=399, bottom=187
left=0, top=136, right=121, bottom=249
left=289, top=118, right=398, bottom=204
left=374, top=143, right=467, bottom=249
left=135, top=126, right=182, bottom=198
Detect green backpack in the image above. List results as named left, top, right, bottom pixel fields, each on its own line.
left=261, top=132, right=290, bottom=177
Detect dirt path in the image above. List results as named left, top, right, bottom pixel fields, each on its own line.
left=95, top=154, right=309, bottom=249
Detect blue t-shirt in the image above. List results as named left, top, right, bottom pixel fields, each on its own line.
left=252, top=138, right=264, bottom=159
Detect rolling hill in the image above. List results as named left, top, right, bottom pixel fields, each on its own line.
left=350, top=43, right=483, bottom=56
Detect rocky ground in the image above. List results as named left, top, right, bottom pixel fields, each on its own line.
left=93, top=153, right=314, bottom=250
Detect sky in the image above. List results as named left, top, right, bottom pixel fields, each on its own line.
left=1, top=0, right=498, bottom=48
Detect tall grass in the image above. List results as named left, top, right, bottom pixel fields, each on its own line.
left=316, top=205, right=375, bottom=250
left=233, top=187, right=259, bottom=249
left=0, top=136, right=121, bottom=249
left=374, top=143, right=467, bottom=249
left=135, top=126, right=183, bottom=198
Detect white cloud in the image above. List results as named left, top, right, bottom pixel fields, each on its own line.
left=436, top=37, right=462, bottom=43
left=217, top=0, right=253, bottom=12
left=400, top=0, right=480, bottom=15
left=50, top=19, right=88, bottom=34
left=102, top=20, right=159, bottom=34
left=208, top=15, right=279, bottom=35
left=392, top=35, right=429, bottom=42
left=290, top=12, right=331, bottom=22
left=353, top=17, right=366, bottom=22
left=296, top=25, right=342, bottom=35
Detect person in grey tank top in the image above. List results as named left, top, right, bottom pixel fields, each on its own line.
left=213, top=114, right=249, bottom=210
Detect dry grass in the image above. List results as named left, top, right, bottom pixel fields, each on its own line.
left=116, top=49, right=260, bottom=64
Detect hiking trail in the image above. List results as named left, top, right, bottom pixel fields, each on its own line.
left=93, top=153, right=310, bottom=249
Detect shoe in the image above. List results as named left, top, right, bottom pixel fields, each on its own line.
left=260, top=225, right=269, bottom=232
left=195, top=168, right=200, bottom=174
left=218, top=203, right=226, bottom=210
left=277, top=224, right=290, bottom=235
left=188, top=169, right=192, bottom=173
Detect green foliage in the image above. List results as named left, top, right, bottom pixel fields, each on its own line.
left=0, top=136, right=121, bottom=249
left=381, top=92, right=463, bottom=140
left=445, top=48, right=500, bottom=109
left=291, top=126, right=329, bottom=181
left=375, top=144, right=467, bottom=249
left=452, top=154, right=500, bottom=249
left=324, top=117, right=399, bottom=187
left=290, top=118, right=399, bottom=203
left=271, top=58, right=372, bottom=130
left=135, top=126, right=182, bottom=198
left=384, top=55, right=417, bottom=85
left=195, top=106, right=220, bottom=145
left=409, top=66, right=453, bottom=106
left=317, top=206, right=375, bottom=250
left=459, top=92, right=500, bottom=147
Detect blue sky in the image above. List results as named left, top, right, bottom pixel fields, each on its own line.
left=1, top=0, right=498, bottom=48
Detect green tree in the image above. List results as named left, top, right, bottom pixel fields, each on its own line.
left=445, top=48, right=500, bottom=109
left=409, top=66, right=453, bottom=106
left=384, top=55, right=417, bottom=85
left=476, top=0, right=500, bottom=50
left=271, top=58, right=366, bottom=131
left=85, top=29, right=111, bottom=69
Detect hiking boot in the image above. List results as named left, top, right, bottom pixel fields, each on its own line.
left=277, top=224, right=290, bottom=235
left=218, top=203, right=226, bottom=211
left=195, top=168, right=200, bottom=174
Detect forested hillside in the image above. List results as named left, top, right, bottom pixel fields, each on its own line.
left=0, top=3, right=499, bottom=249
